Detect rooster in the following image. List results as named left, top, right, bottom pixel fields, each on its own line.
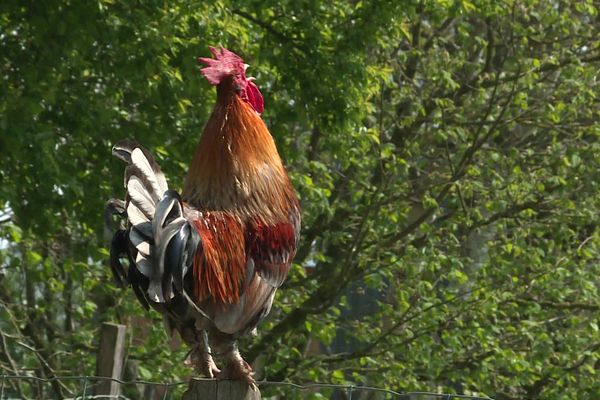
left=107, top=47, right=301, bottom=385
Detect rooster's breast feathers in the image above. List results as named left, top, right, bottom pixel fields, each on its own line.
left=186, top=202, right=300, bottom=306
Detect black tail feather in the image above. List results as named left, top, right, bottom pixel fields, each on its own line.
left=128, top=263, right=151, bottom=310
left=109, top=229, right=129, bottom=287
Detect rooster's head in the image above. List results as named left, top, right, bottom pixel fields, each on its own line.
left=199, top=46, right=264, bottom=114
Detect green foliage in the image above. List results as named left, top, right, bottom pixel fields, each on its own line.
left=1, top=0, right=600, bottom=399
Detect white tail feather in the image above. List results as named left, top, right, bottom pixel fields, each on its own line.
left=127, top=176, right=157, bottom=218
left=135, top=254, right=154, bottom=277
left=131, top=148, right=168, bottom=200
left=127, top=202, right=150, bottom=226
left=130, top=229, right=150, bottom=257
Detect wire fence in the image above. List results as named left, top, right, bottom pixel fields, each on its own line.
left=0, top=375, right=495, bottom=400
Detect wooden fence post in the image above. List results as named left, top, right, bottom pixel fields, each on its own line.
left=182, top=379, right=261, bottom=400
left=95, top=322, right=126, bottom=397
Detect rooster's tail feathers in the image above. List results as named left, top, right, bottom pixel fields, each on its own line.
left=151, top=190, right=200, bottom=302
left=112, top=140, right=168, bottom=297
left=109, top=140, right=198, bottom=306
left=112, top=139, right=168, bottom=202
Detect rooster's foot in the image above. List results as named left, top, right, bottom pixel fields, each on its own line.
left=218, top=350, right=256, bottom=389
left=185, top=344, right=221, bottom=379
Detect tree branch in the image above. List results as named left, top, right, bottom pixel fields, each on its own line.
left=515, top=298, right=600, bottom=311
left=232, top=9, right=303, bottom=50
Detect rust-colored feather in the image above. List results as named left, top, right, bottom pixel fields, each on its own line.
left=191, top=213, right=246, bottom=305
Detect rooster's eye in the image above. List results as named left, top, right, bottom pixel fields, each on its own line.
left=234, top=84, right=242, bottom=93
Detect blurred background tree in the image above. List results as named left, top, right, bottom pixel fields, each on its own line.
left=1, top=0, right=599, bottom=399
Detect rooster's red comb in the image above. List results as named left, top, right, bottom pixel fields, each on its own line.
left=198, top=46, right=264, bottom=114
left=198, top=46, right=246, bottom=86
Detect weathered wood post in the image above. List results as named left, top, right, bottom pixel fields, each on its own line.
left=95, top=322, right=126, bottom=397
left=182, top=379, right=261, bottom=400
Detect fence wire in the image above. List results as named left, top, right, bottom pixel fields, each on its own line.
left=0, top=375, right=494, bottom=400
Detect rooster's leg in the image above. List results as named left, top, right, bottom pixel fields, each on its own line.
left=212, top=334, right=256, bottom=388
left=197, top=330, right=221, bottom=378
left=221, top=343, right=255, bottom=387
left=185, top=330, right=220, bottom=378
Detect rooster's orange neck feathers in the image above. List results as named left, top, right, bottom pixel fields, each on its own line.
left=183, top=93, right=295, bottom=224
